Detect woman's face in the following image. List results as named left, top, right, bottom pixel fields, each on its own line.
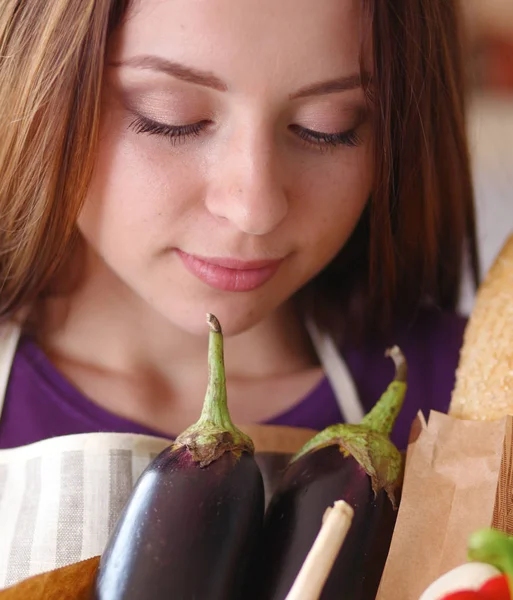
left=79, top=0, right=374, bottom=336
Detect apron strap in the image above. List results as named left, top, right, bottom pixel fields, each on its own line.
left=0, top=314, right=363, bottom=424
left=0, top=320, right=22, bottom=419
left=306, top=318, right=364, bottom=424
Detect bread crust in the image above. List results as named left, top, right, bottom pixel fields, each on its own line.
left=450, top=234, right=513, bottom=420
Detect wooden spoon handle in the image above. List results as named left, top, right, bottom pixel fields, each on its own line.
left=285, top=500, right=355, bottom=600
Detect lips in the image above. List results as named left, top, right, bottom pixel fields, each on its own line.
left=176, top=250, right=283, bottom=292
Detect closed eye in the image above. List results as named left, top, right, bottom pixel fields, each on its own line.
left=129, top=114, right=362, bottom=151
left=290, top=124, right=361, bottom=151
left=129, top=115, right=209, bottom=145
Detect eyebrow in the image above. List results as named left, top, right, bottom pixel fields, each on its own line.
left=111, top=55, right=370, bottom=98
left=289, top=72, right=370, bottom=99
left=110, top=55, right=228, bottom=92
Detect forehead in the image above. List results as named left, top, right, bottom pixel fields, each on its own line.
left=113, top=0, right=369, bottom=92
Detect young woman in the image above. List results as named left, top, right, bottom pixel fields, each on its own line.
left=0, top=0, right=478, bottom=585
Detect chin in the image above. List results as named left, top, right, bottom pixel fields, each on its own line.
left=154, top=294, right=278, bottom=338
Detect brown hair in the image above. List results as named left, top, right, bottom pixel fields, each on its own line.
left=304, top=0, right=479, bottom=339
left=0, top=0, right=478, bottom=338
left=0, top=0, right=129, bottom=317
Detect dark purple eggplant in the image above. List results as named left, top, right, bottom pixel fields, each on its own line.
left=255, top=451, right=294, bottom=508
left=94, top=314, right=265, bottom=600
left=246, top=346, right=407, bottom=600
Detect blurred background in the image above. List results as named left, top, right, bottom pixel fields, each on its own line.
left=459, top=0, right=513, bottom=314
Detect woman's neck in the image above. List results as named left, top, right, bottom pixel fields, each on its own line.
left=35, top=255, right=318, bottom=386
left=30, top=250, right=324, bottom=432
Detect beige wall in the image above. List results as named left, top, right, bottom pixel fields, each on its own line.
left=463, top=0, right=513, bottom=37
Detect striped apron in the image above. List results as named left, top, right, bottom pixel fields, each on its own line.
left=0, top=318, right=363, bottom=589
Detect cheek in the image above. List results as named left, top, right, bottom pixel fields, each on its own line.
left=77, top=122, right=204, bottom=253
left=294, top=147, right=373, bottom=258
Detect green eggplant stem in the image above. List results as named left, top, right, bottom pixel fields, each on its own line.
left=173, top=313, right=254, bottom=467
left=197, top=314, right=231, bottom=429
left=467, top=528, right=513, bottom=591
left=290, top=346, right=408, bottom=505
left=295, top=345, right=407, bottom=460
left=359, top=345, right=407, bottom=436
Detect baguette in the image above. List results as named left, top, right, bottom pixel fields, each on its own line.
left=450, top=234, right=513, bottom=420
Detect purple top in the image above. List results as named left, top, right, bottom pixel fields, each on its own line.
left=0, top=310, right=466, bottom=451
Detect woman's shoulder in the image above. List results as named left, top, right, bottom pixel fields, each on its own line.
left=344, top=307, right=468, bottom=379
left=342, top=308, right=468, bottom=449
left=392, top=308, right=467, bottom=360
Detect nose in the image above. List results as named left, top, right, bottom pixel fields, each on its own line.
left=205, top=126, right=288, bottom=236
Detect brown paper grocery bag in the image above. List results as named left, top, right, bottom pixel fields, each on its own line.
left=376, top=410, right=508, bottom=600
left=492, top=415, right=513, bottom=534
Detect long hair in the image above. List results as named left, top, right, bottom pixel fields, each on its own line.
left=0, top=0, right=478, bottom=339
left=303, top=0, right=479, bottom=339
left=0, top=0, right=129, bottom=316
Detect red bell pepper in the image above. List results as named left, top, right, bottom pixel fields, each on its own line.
left=441, top=574, right=511, bottom=600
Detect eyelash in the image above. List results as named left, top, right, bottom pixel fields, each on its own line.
left=129, top=115, right=205, bottom=145
left=128, top=115, right=362, bottom=151
left=290, top=124, right=361, bottom=151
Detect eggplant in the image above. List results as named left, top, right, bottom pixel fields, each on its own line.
left=255, top=452, right=294, bottom=508
left=94, top=314, right=265, bottom=600
left=246, top=346, right=407, bottom=600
